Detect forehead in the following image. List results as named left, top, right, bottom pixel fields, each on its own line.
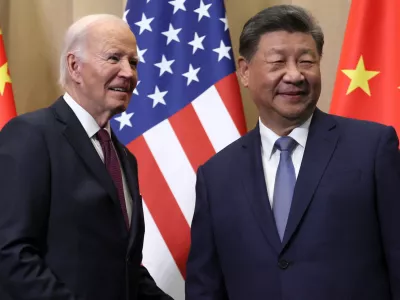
left=256, top=31, right=317, bottom=55
left=87, top=22, right=137, bottom=55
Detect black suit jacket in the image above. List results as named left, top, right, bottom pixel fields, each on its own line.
left=0, top=97, right=172, bottom=300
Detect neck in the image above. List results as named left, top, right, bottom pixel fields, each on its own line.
left=261, top=121, right=296, bottom=136
left=65, top=86, right=111, bottom=128
left=259, top=113, right=312, bottom=136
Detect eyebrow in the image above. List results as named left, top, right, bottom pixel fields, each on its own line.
left=298, top=49, right=317, bottom=57
left=265, top=48, right=285, bottom=55
left=105, top=51, right=139, bottom=61
left=265, top=48, right=317, bottom=57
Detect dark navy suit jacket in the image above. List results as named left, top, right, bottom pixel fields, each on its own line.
left=186, top=109, right=400, bottom=300
left=0, top=98, right=172, bottom=300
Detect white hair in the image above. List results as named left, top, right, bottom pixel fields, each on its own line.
left=59, top=14, right=129, bottom=88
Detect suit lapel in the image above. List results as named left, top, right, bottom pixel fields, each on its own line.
left=240, top=126, right=282, bottom=254
left=51, top=98, right=119, bottom=206
left=282, top=109, right=338, bottom=249
left=112, top=136, right=141, bottom=249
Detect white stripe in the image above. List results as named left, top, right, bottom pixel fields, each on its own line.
left=144, top=120, right=196, bottom=224
left=192, top=85, right=241, bottom=152
left=142, top=202, right=185, bottom=300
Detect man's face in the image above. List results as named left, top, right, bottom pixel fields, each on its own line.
left=76, top=21, right=138, bottom=117
left=238, top=30, right=321, bottom=126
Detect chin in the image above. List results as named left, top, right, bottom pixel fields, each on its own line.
left=280, top=105, right=314, bottom=122
left=115, top=105, right=127, bottom=114
left=109, top=104, right=127, bottom=117
left=115, top=97, right=130, bottom=111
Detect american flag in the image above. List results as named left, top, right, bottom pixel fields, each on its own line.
left=112, top=0, right=246, bottom=298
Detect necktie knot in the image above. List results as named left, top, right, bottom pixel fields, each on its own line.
left=97, top=128, right=111, bottom=143
left=275, top=136, right=296, bottom=152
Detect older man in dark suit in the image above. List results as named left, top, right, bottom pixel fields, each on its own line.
left=0, top=14, right=172, bottom=300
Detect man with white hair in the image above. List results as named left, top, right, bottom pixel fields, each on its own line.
left=0, top=14, right=173, bottom=300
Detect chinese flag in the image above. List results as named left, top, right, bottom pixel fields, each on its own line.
left=330, top=0, right=400, bottom=137
left=0, top=28, right=16, bottom=130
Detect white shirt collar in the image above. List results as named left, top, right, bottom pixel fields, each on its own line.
left=63, top=92, right=111, bottom=138
left=259, top=114, right=313, bottom=159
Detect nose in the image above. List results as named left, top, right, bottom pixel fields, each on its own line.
left=119, top=58, right=135, bottom=79
left=282, top=62, right=304, bottom=84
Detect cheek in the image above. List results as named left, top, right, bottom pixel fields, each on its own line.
left=98, top=65, right=119, bottom=81
left=250, top=72, right=280, bottom=92
left=132, top=70, right=139, bottom=83
left=305, top=69, right=321, bottom=86
left=313, top=75, right=322, bottom=88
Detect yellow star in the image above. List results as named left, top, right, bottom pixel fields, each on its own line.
left=0, top=28, right=2, bottom=35
left=342, top=56, right=379, bottom=96
left=0, top=62, right=12, bottom=96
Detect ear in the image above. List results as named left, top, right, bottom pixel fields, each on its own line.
left=66, top=52, right=82, bottom=84
left=237, top=56, right=250, bottom=88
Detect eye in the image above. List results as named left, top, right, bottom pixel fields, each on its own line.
left=267, top=60, right=285, bottom=70
left=108, top=55, right=120, bottom=62
left=299, top=60, right=315, bottom=68
left=129, top=59, right=138, bottom=68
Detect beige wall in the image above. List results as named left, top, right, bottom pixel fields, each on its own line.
left=0, top=0, right=350, bottom=130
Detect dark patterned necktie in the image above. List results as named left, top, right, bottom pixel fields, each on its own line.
left=97, top=128, right=129, bottom=228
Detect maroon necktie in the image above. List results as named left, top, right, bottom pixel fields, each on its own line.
left=97, top=128, right=129, bottom=228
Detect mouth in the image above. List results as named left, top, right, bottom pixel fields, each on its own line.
left=278, top=90, right=308, bottom=98
left=275, top=92, right=308, bottom=104
left=108, top=87, right=132, bottom=94
left=279, top=89, right=307, bottom=95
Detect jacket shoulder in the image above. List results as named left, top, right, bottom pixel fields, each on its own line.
left=201, top=128, right=256, bottom=170
left=3, top=107, right=54, bottom=130
left=329, top=113, right=395, bottom=141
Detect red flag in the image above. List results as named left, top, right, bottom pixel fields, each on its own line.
left=329, top=0, right=400, bottom=137
left=0, top=28, right=17, bottom=130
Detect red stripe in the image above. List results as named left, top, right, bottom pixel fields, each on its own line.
left=169, top=104, right=216, bottom=172
left=127, top=136, right=190, bottom=279
left=215, top=73, right=247, bottom=135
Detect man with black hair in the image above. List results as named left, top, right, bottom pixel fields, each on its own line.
left=186, top=5, right=400, bottom=300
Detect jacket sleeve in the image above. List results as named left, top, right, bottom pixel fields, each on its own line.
left=0, top=117, right=79, bottom=300
left=375, top=126, right=400, bottom=298
left=137, top=264, right=174, bottom=300
left=185, top=166, right=228, bottom=300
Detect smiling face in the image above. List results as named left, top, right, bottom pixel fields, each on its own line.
left=69, top=20, right=138, bottom=121
left=238, top=30, right=321, bottom=133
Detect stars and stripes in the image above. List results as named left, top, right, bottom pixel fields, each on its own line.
left=112, top=0, right=246, bottom=298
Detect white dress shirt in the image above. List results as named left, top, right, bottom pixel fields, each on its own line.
left=63, top=92, right=132, bottom=224
left=259, top=115, right=312, bottom=207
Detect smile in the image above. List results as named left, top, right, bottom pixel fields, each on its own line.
left=109, top=87, right=129, bottom=92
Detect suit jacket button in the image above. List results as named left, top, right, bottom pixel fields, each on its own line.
left=278, top=259, right=290, bottom=269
